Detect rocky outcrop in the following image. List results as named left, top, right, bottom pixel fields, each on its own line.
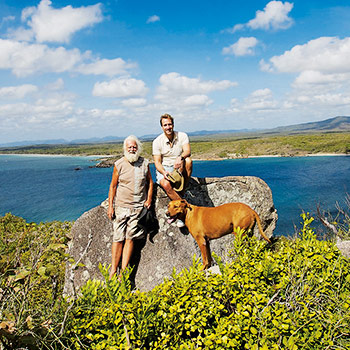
left=336, top=237, right=350, bottom=258
left=64, top=176, right=278, bottom=294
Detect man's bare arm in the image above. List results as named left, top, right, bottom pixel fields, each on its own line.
left=107, top=166, right=119, bottom=219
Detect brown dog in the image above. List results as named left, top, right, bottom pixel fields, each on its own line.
left=166, top=199, right=271, bottom=269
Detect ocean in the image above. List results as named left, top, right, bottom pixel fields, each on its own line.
left=0, top=154, right=349, bottom=236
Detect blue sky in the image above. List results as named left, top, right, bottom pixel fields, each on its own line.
left=1, top=0, right=350, bottom=143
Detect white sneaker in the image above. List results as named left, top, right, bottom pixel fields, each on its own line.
left=176, top=220, right=185, bottom=228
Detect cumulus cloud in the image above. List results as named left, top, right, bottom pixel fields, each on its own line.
left=92, top=77, right=148, bottom=98
left=230, top=1, right=294, bottom=32
left=77, top=58, right=137, bottom=77
left=155, top=72, right=236, bottom=108
left=183, top=94, right=213, bottom=107
left=0, top=39, right=83, bottom=76
left=222, top=37, right=259, bottom=56
left=46, top=78, right=65, bottom=91
left=0, top=84, right=38, bottom=99
left=0, top=39, right=135, bottom=77
left=157, top=72, right=237, bottom=95
left=261, top=36, right=350, bottom=98
left=262, top=37, right=350, bottom=74
left=147, top=15, right=160, bottom=23
left=12, top=0, right=103, bottom=43
left=243, top=88, right=279, bottom=111
left=293, top=70, right=349, bottom=88
left=121, top=98, right=147, bottom=107
left=155, top=72, right=237, bottom=109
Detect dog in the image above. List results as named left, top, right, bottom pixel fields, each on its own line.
left=166, top=199, right=271, bottom=269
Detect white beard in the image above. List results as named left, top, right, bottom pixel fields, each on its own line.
left=124, top=150, right=140, bottom=163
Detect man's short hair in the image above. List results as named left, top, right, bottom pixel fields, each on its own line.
left=160, top=113, right=174, bottom=126
left=123, top=135, right=142, bottom=153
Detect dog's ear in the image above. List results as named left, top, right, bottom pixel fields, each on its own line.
left=181, top=200, right=192, bottom=210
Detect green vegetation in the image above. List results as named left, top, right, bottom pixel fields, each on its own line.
left=1, top=132, right=350, bottom=160
left=1, top=212, right=349, bottom=349
left=0, top=214, right=72, bottom=349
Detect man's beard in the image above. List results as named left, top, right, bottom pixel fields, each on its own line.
left=124, top=150, right=140, bottom=163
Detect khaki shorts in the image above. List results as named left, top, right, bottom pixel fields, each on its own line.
left=112, top=207, right=145, bottom=242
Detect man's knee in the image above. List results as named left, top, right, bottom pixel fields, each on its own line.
left=159, top=178, right=173, bottom=193
left=184, top=157, right=192, bottom=176
left=185, top=157, right=192, bottom=168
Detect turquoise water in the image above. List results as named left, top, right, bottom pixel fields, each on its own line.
left=0, top=154, right=349, bottom=236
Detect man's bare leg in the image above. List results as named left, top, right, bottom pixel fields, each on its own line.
left=121, top=239, right=134, bottom=271
left=160, top=178, right=182, bottom=200
left=178, top=157, right=193, bottom=191
left=110, top=241, right=124, bottom=278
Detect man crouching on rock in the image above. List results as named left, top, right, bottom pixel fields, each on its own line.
left=107, top=135, right=153, bottom=279
left=153, top=113, right=192, bottom=227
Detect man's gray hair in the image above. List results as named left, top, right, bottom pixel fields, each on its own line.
left=123, top=135, right=143, bottom=153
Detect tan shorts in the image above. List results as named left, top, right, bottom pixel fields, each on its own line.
left=112, top=206, right=145, bottom=242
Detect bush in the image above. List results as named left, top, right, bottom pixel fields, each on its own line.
left=65, top=213, right=350, bottom=350
left=0, top=213, right=72, bottom=349
left=1, top=213, right=349, bottom=349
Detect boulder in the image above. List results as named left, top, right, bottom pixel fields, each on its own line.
left=64, top=176, right=278, bottom=294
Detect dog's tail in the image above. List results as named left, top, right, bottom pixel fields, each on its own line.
left=253, top=211, right=271, bottom=243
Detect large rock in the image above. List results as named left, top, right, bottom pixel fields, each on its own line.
left=64, top=176, right=278, bottom=294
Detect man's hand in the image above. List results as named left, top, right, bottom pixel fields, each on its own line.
left=108, top=206, right=115, bottom=220
left=174, top=156, right=183, bottom=170
left=163, top=170, right=171, bottom=180
left=144, top=199, right=151, bottom=209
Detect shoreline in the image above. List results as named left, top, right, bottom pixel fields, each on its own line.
left=0, top=152, right=349, bottom=161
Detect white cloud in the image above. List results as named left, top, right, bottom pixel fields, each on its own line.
left=243, top=88, right=278, bottom=111
left=155, top=72, right=237, bottom=109
left=46, top=78, right=65, bottom=91
left=264, top=37, right=350, bottom=74
left=77, top=58, right=137, bottom=77
left=92, top=77, right=148, bottom=98
left=222, top=37, right=259, bottom=56
left=0, top=84, right=38, bottom=99
left=0, top=39, right=135, bottom=77
left=121, top=98, right=147, bottom=107
left=147, top=15, right=160, bottom=24
left=183, top=95, right=213, bottom=107
left=157, top=72, right=237, bottom=96
left=14, top=0, right=103, bottom=43
left=230, top=1, right=294, bottom=32
left=251, top=88, right=273, bottom=98
left=292, top=70, right=349, bottom=89
left=0, top=39, right=83, bottom=76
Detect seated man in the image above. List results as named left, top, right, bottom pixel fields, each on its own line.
left=152, top=113, right=192, bottom=213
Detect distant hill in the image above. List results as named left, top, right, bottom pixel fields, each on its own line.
left=263, top=116, right=350, bottom=134
left=1, top=116, right=349, bottom=148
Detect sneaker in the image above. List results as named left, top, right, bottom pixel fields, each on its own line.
left=176, top=220, right=185, bottom=228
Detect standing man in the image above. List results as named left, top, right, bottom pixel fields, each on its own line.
left=108, top=135, right=153, bottom=279
left=152, top=113, right=192, bottom=202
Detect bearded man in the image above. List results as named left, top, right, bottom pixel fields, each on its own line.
left=107, top=135, right=153, bottom=279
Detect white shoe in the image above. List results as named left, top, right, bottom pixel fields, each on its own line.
left=176, top=220, right=185, bottom=228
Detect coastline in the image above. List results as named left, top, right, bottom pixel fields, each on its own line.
left=1, top=152, right=348, bottom=162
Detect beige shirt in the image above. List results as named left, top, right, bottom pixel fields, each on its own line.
left=152, top=131, right=189, bottom=167
left=114, top=157, right=149, bottom=208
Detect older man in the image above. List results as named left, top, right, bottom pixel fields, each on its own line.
left=153, top=113, right=192, bottom=201
left=108, top=135, right=153, bottom=279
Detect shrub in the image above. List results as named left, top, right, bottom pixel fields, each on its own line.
left=65, top=214, right=350, bottom=349
left=0, top=213, right=72, bottom=349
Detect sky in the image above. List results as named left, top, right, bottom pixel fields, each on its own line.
left=1, top=0, right=350, bottom=143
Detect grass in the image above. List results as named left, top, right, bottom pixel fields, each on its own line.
left=0, top=132, right=349, bottom=160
